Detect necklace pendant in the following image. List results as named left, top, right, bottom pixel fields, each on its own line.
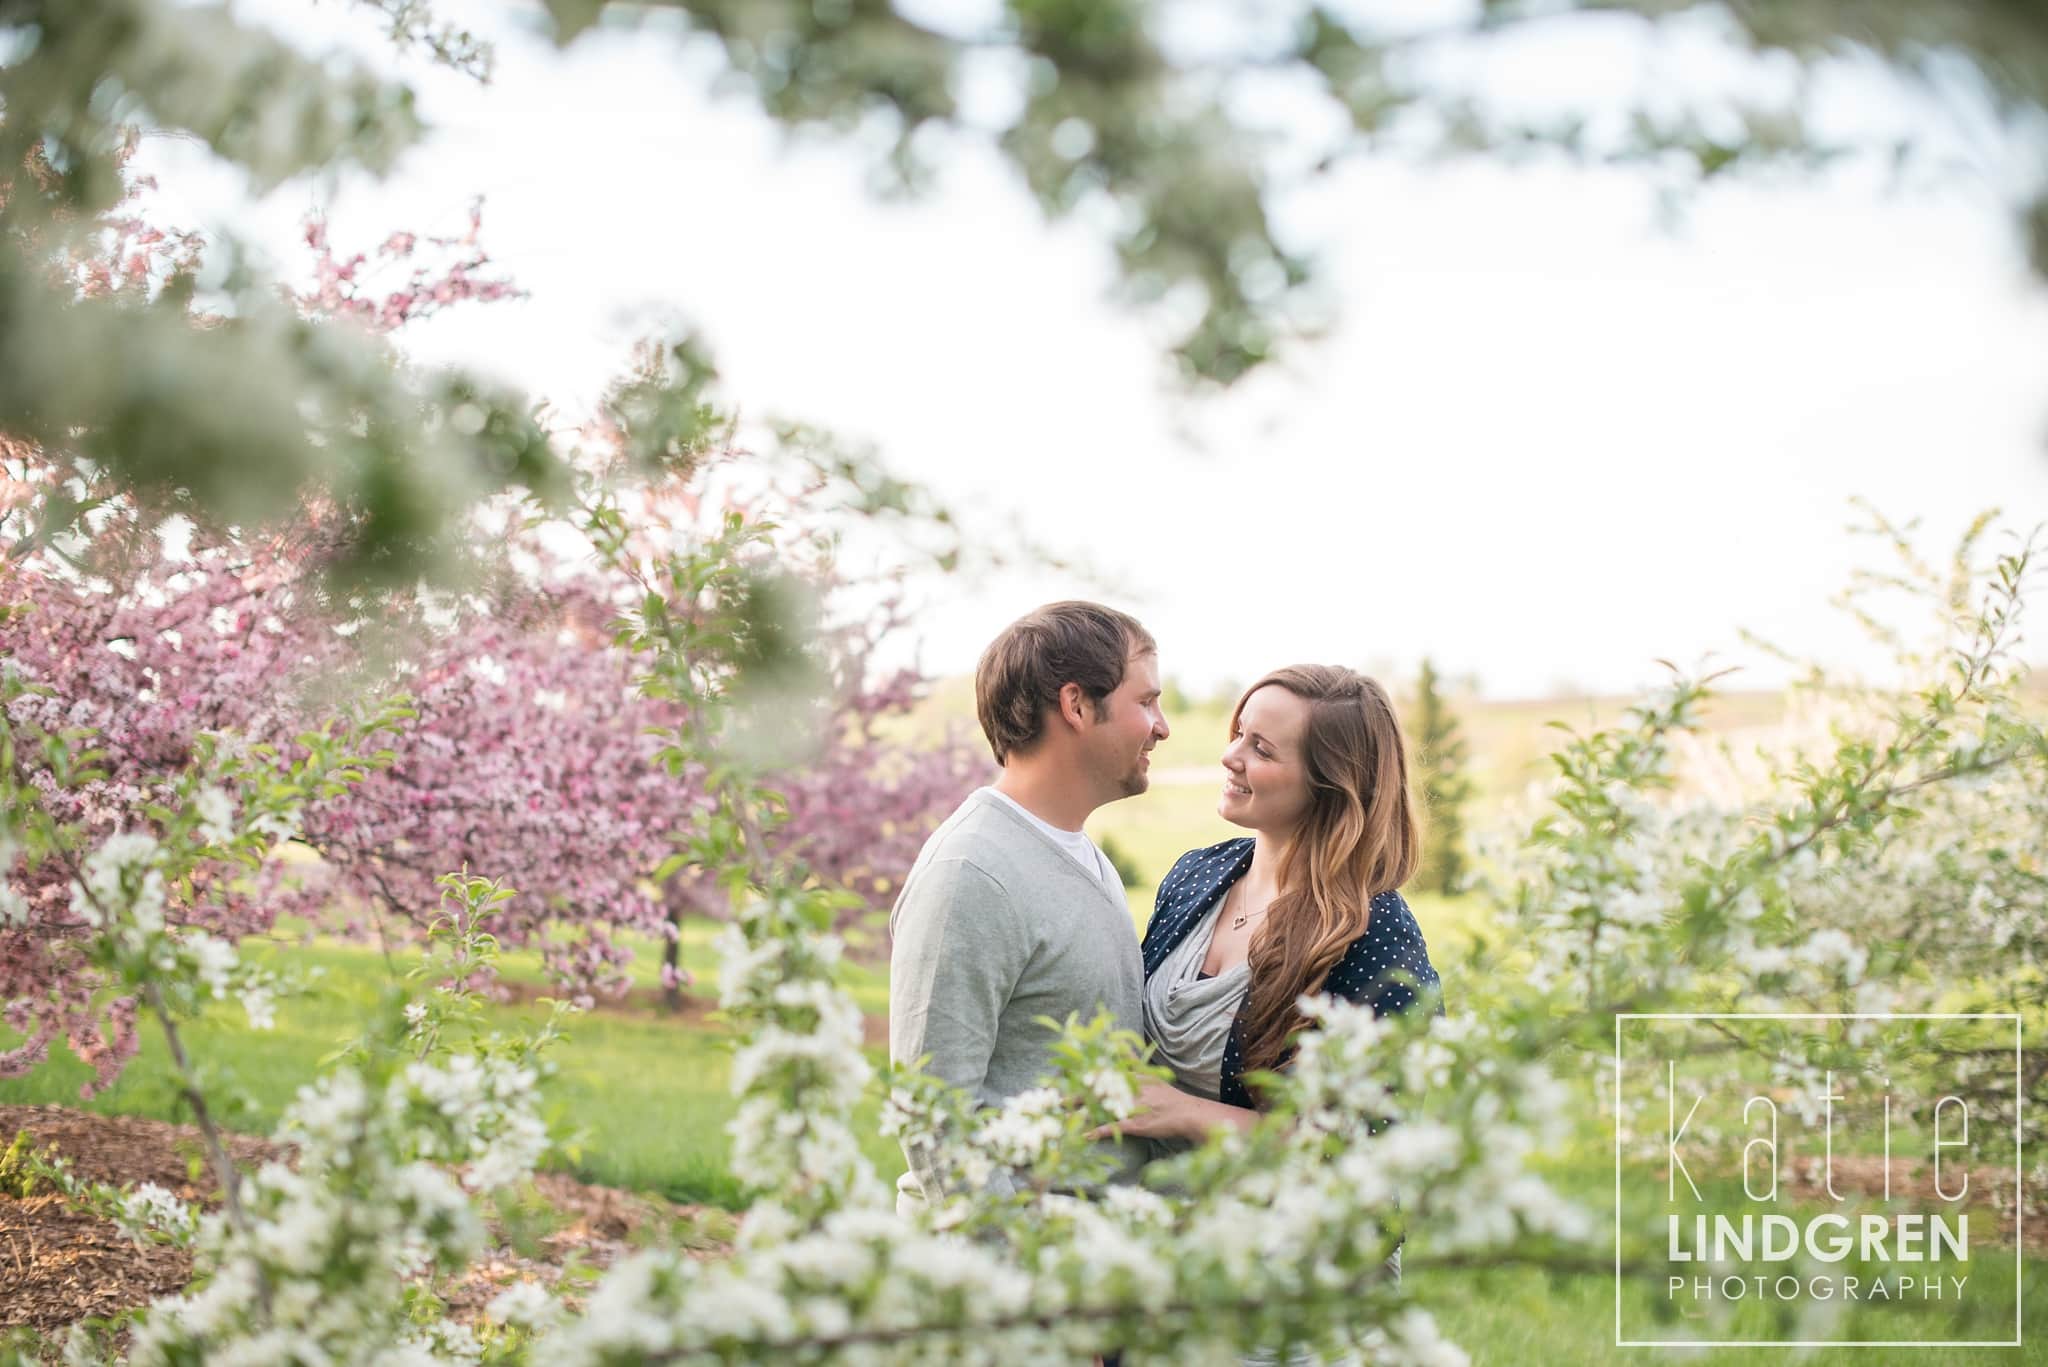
left=1231, top=913, right=1247, bottom=930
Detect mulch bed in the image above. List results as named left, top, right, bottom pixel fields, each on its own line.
left=2, top=1193, right=193, bottom=1334
left=0, top=1105, right=286, bottom=1333
left=0, top=1104, right=727, bottom=1338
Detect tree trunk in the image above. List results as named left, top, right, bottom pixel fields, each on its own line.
left=662, top=905, right=684, bottom=1013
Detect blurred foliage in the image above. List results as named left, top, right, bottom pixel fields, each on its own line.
left=542, top=0, right=2048, bottom=381
left=1, top=0, right=2043, bottom=579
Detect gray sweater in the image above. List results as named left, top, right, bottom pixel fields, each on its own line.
left=888, top=787, right=1145, bottom=1209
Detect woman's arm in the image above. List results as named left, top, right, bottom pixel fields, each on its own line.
left=1088, top=1081, right=1258, bottom=1142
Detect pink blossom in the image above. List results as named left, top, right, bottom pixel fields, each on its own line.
left=0, top=185, right=986, bottom=1090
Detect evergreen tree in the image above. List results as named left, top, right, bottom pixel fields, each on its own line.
left=1097, top=833, right=1145, bottom=891
left=1410, top=658, right=1475, bottom=896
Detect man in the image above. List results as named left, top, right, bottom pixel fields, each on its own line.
left=888, top=600, right=1169, bottom=1214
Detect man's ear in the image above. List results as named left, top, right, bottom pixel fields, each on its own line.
left=1057, top=681, right=1091, bottom=732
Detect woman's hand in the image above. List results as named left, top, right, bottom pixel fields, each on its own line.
left=1086, top=1081, right=1254, bottom=1142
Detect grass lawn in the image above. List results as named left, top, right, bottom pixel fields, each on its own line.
left=1421, top=1253, right=2040, bottom=1364
left=0, top=933, right=904, bottom=1209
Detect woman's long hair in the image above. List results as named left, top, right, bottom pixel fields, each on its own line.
left=1234, top=665, right=1419, bottom=1089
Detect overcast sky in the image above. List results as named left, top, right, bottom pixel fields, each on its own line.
left=151, top=1, right=2048, bottom=699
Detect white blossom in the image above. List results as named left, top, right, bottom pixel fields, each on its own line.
left=113, top=1182, right=197, bottom=1244
left=70, top=831, right=164, bottom=930
left=486, top=1279, right=560, bottom=1330
left=1363, top=1308, right=1470, bottom=1367
left=0, top=880, right=28, bottom=927
left=193, top=786, right=236, bottom=845
left=1083, top=1066, right=1137, bottom=1120
left=240, top=985, right=277, bottom=1031
left=249, top=808, right=302, bottom=844
left=972, top=1087, right=1065, bottom=1167
left=185, top=931, right=238, bottom=997
left=1795, top=928, right=1868, bottom=984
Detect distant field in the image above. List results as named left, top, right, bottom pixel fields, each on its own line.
left=910, top=672, right=1804, bottom=804
left=910, top=669, right=2047, bottom=805
left=905, top=675, right=1811, bottom=935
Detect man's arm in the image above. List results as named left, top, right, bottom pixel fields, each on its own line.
left=888, top=855, right=1028, bottom=1203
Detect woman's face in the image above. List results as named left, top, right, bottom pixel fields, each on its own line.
left=1219, top=685, right=1315, bottom=836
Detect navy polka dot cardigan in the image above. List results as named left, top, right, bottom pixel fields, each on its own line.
left=1141, top=836, right=1444, bottom=1110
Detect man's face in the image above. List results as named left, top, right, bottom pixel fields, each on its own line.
left=1085, top=647, right=1170, bottom=800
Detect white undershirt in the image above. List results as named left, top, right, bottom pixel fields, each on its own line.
left=983, top=787, right=1120, bottom=890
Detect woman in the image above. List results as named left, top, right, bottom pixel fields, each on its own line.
left=1103, top=664, right=1441, bottom=1227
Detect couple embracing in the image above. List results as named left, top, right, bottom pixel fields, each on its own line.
left=887, top=602, right=1441, bottom=1260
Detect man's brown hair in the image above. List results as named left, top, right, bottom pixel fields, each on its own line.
left=974, top=602, right=1155, bottom=764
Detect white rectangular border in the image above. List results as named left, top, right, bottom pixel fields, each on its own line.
left=1613, top=1012, right=2024, bottom=1349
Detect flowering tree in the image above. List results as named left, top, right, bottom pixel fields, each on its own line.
left=0, top=173, right=984, bottom=1084
left=1512, top=524, right=2039, bottom=1198
left=294, top=204, right=522, bottom=333
left=0, top=183, right=553, bottom=1083
left=5, top=488, right=2042, bottom=1363
left=0, top=434, right=987, bottom=1084
left=4, top=3, right=2044, bottom=1359
left=1500, top=512, right=2046, bottom=1033
left=278, top=524, right=987, bottom=998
